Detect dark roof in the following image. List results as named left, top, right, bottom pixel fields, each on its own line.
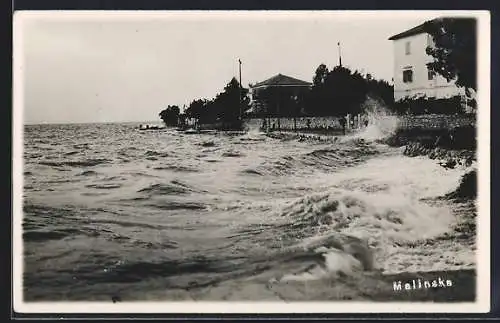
left=250, top=73, right=312, bottom=88
left=388, top=18, right=439, bottom=41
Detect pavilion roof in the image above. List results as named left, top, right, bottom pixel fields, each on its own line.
left=250, top=73, right=312, bottom=88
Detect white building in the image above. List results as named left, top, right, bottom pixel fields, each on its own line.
left=389, top=19, right=466, bottom=102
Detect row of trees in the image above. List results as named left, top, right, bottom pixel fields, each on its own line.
left=183, top=78, right=250, bottom=125
left=159, top=17, right=476, bottom=125
left=160, top=66, right=393, bottom=127
left=306, top=65, right=393, bottom=116
left=159, top=77, right=250, bottom=129
left=251, top=65, right=394, bottom=118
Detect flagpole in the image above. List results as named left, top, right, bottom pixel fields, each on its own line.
left=338, top=42, right=342, bottom=67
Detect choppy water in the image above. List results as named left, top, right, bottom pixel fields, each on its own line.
left=22, top=118, right=477, bottom=301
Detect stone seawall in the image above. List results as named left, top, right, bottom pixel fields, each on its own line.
left=396, top=114, right=476, bottom=130
left=244, top=116, right=344, bottom=132
left=246, top=114, right=477, bottom=175
left=403, top=141, right=475, bottom=167
left=244, top=114, right=476, bottom=132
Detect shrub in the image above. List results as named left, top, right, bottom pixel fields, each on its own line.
left=391, top=95, right=467, bottom=115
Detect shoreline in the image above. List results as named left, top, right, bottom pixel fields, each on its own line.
left=263, top=126, right=477, bottom=166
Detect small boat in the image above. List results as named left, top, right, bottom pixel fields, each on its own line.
left=183, top=128, right=200, bottom=134
left=138, top=124, right=166, bottom=131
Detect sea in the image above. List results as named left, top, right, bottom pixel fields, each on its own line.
left=21, top=112, right=477, bottom=302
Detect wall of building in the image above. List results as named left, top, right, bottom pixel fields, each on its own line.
left=393, top=33, right=464, bottom=101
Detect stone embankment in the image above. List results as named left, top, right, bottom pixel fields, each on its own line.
left=403, top=141, right=475, bottom=169
left=265, top=131, right=341, bottom=143
left=392, top=126, right=477, bottom=201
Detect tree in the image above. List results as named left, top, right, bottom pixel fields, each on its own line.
left=304, top=64, right=394, bottom=117
left=306, top=65, right=367, bottom=116
left=179, top=77, right=250, bottom=129
left=185, top=99, right=207, bottom=120
left=212, top=77, right=251, bottom=123
left=313, top=63, right=329, bottom=86
left=366, top=78, right=394, bottom=108
left=159, top=105, right=180, bottom=126
left=424, top=17, right=477, bottom=93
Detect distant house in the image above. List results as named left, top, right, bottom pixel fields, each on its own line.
left=248, top=73, right=312, bottom=117
left=388, top=19, right=466, bottom=102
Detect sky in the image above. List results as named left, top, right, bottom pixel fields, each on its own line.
left=16, top=11, right=444, bottom=124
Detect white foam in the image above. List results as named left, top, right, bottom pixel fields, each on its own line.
left=345, top=96, right=401, bottom=142
left=275, top=149, right=474, bottom=278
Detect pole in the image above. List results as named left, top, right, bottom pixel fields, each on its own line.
left=277, top=98, right=280, bottom=130
left=238, top=59, right=242, bottom=120
left=239, top=59, right=242, bottom=89
left=338, top=42, right=342, bottom=67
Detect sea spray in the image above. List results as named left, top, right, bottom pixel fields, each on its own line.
left=348, top=96, right=400, bottom=142
left=243, top=120, right=265, bottom=137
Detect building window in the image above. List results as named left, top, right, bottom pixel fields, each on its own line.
left=426, top=34, right=433, bottom=47
left=403, top=69, right=413, bottom=83
left=428, top=69, right=436, bottom=80
left=405, top=41, right=411, bottom=55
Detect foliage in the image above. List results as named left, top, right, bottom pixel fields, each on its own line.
left=391, top=95, right=467, bottom=115
left=424, top=17, right=477, bottom=93
left=185, top=99, right=208, bottom=121
left=165, top=65, right=394, bottom=124
left=212, top=77, right=251, bottom=123
left=446, top=169, right=477, bottom=199
left=304, top=65, right=394, bottom=117
left=313, top=64, right=329, bottom=86
left=247, top=65, right=393, bottom=118
left=183, top=77, right=251, bottom=127
left=365, top=77, right=394, bottom=110
left=158, top=105, right=180, bottom=126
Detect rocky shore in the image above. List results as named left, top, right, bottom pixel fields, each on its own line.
left=267, top=127, right=477, bottom=169
left=267, top=126, right=478, bottom=201
left=265, top=131, right=340, bottom=143
left=384, top=126, right=477, bottom=201
left=402, top=141, right=475, bottom=169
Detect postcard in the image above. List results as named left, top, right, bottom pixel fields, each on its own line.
left=12, top=10, right=491, bottom=314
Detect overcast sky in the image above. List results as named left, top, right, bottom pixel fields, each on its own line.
left=16, top=11, right=443, bottom=124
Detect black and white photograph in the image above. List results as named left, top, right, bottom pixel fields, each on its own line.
left=13, top=10, right=490, bottom=313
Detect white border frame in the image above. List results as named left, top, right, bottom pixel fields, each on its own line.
left=12, top=10, right=491, bottom=314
